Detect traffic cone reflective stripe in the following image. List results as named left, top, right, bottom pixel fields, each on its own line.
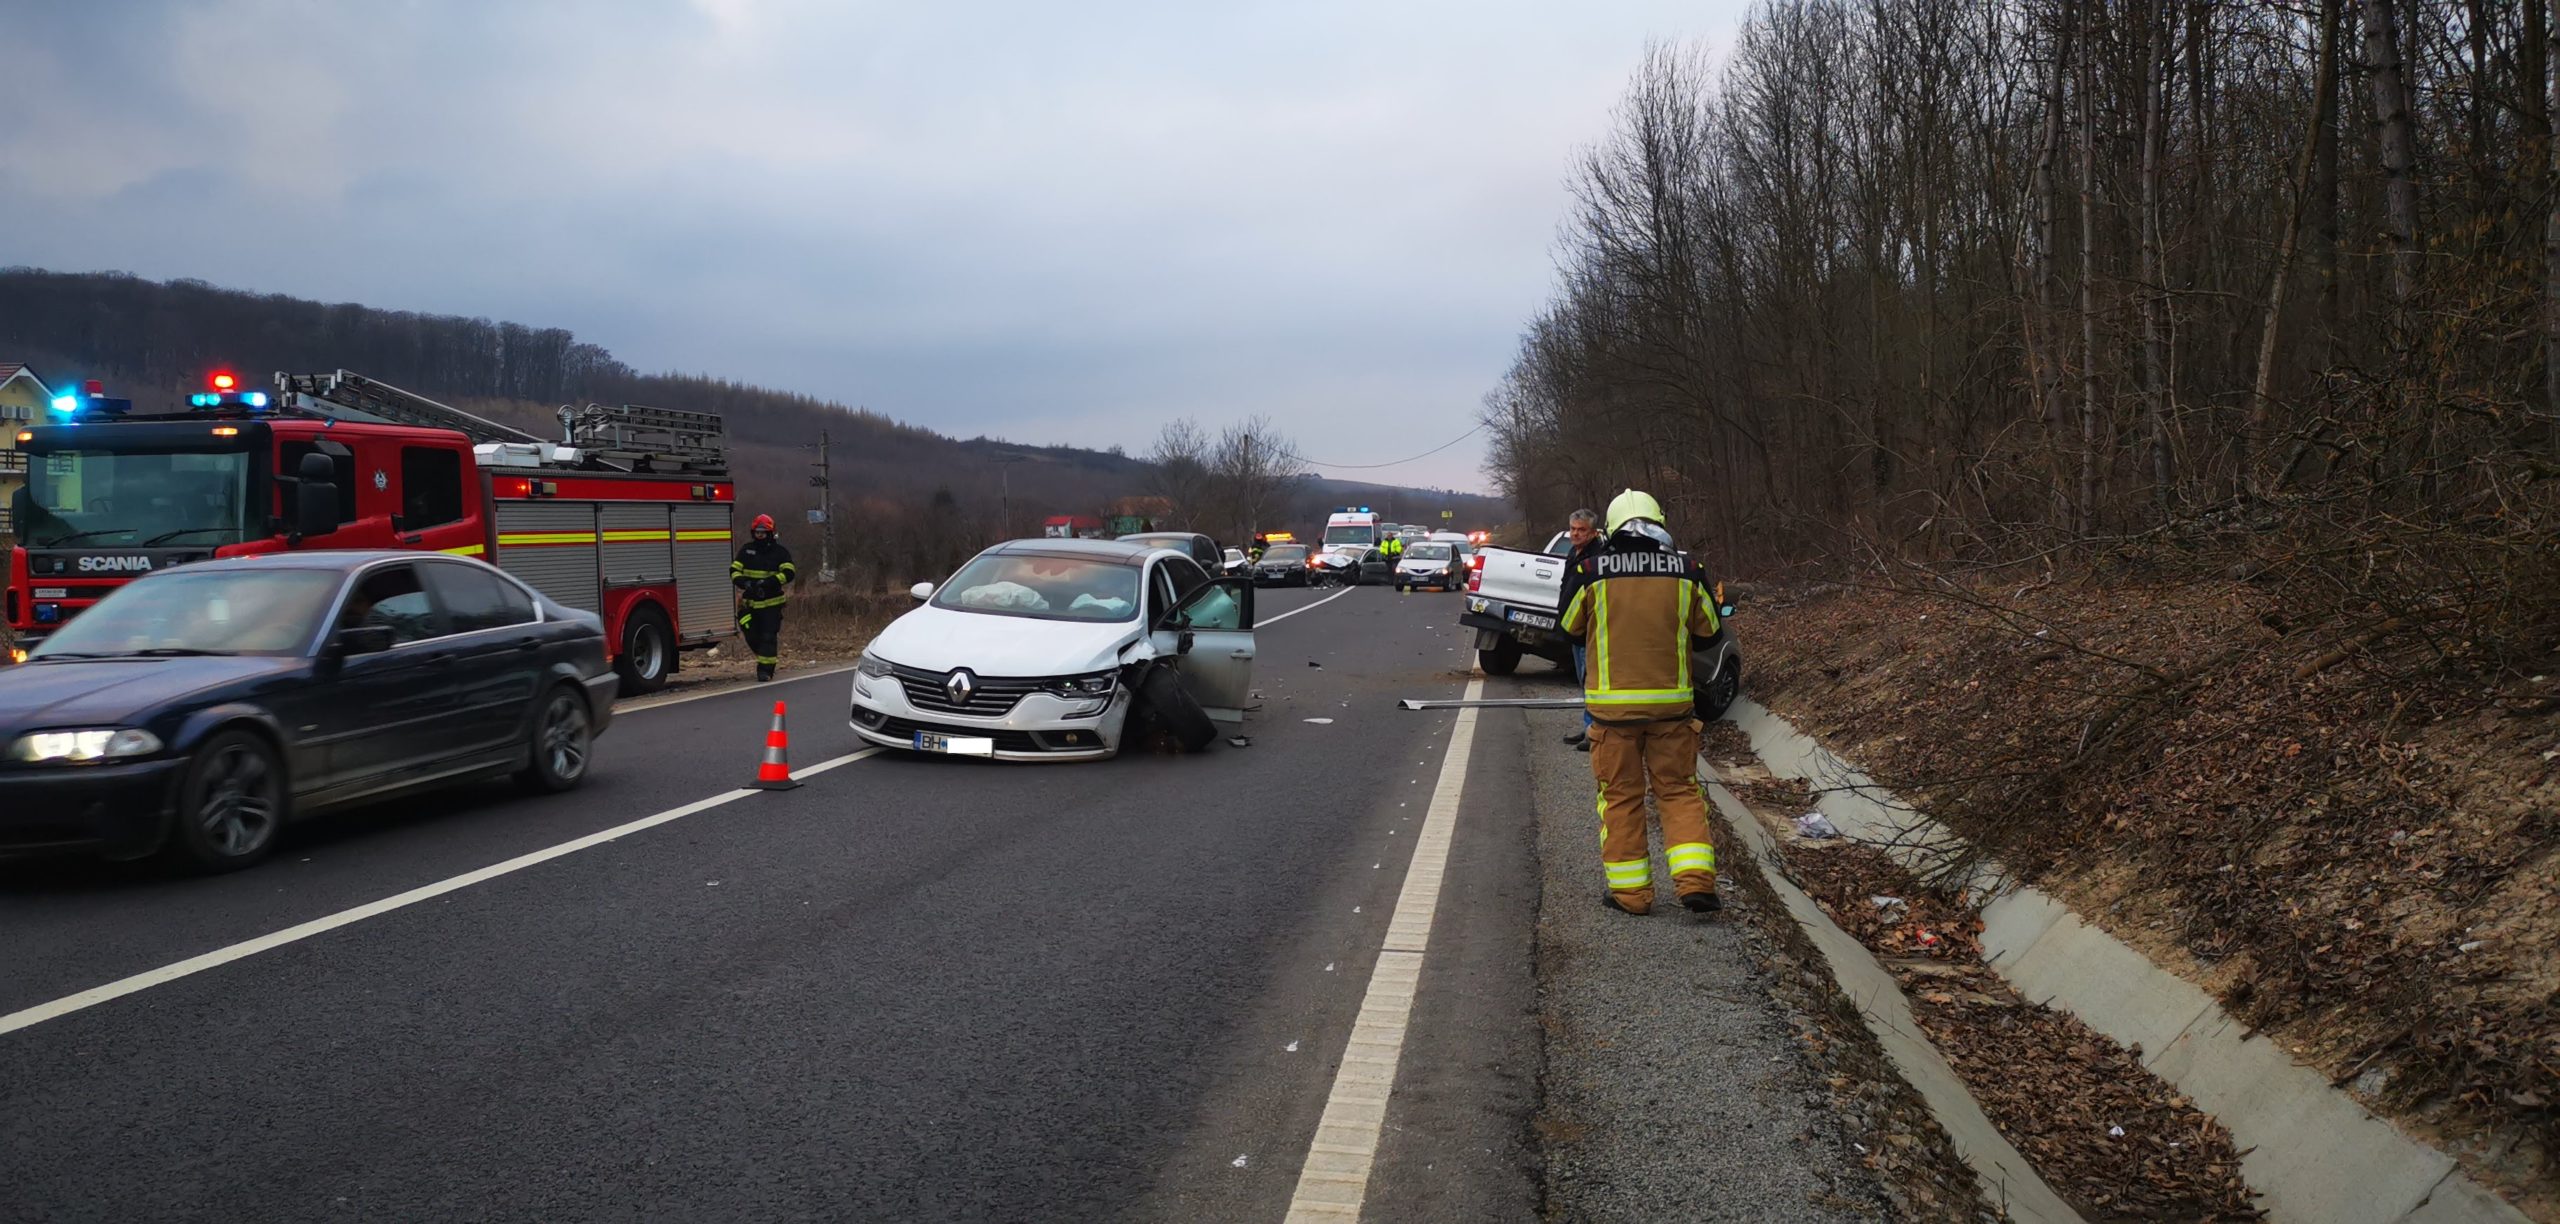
left=754, top=700, right=800, bottom=790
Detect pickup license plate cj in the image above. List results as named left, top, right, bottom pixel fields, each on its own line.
left=1507, top=609, right=1556, bottom=630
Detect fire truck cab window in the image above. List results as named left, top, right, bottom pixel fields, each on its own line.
left=400, top=447, right=466, bottom=529
left=422, top=561, right=535, bottom=633
left=339, top=564, right=443, bottom=646
left=279, top=442, right=358, bottom=527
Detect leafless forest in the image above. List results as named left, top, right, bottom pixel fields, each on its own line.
left=1485, top=0, right=2559, bottom=672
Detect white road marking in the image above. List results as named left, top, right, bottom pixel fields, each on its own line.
left=1283, top=675, right=1483, bottom=1222
left=0, top=747, right=883, bottom=1039
left=1260, top=585, right=1356, bottom=626
left=614, top=663, right=862, bottom=714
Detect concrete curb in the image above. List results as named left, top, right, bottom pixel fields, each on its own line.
left=1706, top=772, right=2086, bottom=1223
left=1727, top=698, right=2528, bottom=1224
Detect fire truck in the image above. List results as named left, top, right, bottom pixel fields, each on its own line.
left=5, top=370, right=737, bottom=692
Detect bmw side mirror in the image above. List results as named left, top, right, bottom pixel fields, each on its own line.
left=331, top=624, right=395, bottom=658
left=910, top=582, right=936, bottom=602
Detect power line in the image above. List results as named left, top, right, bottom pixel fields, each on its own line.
left=1282, top=423, right=1485, bottom=471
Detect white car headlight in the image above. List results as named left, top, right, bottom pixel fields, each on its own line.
left=1041, top=672, right=1118, bottom=698
left=857, top=652, right=895, bottom=679
left=10, top=728, right=163, bottom=764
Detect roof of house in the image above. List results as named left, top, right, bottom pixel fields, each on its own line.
left=0, top=365, right=54, bottom=396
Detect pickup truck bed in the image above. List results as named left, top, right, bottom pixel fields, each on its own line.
left=1459, top=537, right=1575, bottom=675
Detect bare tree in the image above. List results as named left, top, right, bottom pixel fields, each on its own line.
left=1146, top=417, right=1214, bottom=530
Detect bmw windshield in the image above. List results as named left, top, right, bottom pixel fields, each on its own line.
left=30, top=569, right=339, bottom=658
left=1261, top=545, right=1307, bottom=564
left=17, top=448, right=254, bottom=549
left=932, top=553, right=1144, bottom=623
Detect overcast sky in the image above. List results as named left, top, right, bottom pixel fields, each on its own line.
left=4, top=0, right=1746, bottom=491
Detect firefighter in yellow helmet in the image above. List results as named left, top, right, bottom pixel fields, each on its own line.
left=1559, top=489, right=1722, bottom=915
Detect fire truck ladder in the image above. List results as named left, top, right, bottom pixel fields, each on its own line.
left=274, top=370, right=547, bottom=446
left=558, top=402, right=729, bottom=475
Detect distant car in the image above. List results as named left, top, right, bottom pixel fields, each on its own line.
left=1392, top=541, right=1468, bottom=592
left=1221, top=547, right=1250, bottom=575
left=851, top=539, right=1257, bottom=761
left=1253, top=543, right=1312, bottom=587
left=0, top=552, right=616, bottom=872
left=1117, top=531, right=1223, bottom=572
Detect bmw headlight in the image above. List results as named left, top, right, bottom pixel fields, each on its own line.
left=9, top=728, right=163, bottom=764
left=857, top=652, right=895, bottom=679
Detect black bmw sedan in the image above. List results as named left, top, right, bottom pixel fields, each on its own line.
left=0, top=552, right=617, bottom=872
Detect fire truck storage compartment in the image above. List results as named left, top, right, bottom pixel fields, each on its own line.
left=493, top=501, right=603, bottom=613
left=600, top=503, right=675, bottom=586
left=673, top=505, right=735, bottom=639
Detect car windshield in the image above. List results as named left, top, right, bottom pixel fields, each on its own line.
left=17, top=447, right=255, bottom=548
left=932, top=552, right=1144, bottom=622
left=1322, top=524, right=1374, bottom=547
left=30, top=569, right=339, bottom=658
left=1262, top=545, right=1307, bottom=563
left=1406, top=543, right=1453, bottom=561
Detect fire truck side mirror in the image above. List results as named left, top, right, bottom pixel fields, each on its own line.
left=294, top=453, right=338, bottom=541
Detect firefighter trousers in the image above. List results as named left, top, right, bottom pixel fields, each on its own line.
left=739, top=603, right=786, bottom=675
left=1590, top=716, right=1717, bottom=914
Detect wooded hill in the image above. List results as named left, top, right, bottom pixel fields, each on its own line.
left=0, top=267, right=1505, bottom=584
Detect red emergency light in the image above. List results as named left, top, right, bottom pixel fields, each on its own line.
left=210, top=372, right=237, bottom=391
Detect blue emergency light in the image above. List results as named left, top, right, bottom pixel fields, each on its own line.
left=49, top=394, right=77, bottom=413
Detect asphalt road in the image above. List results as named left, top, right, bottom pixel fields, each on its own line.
left=0, top=583, right=1547, bottom=1223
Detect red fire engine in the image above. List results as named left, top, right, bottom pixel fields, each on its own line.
left=5, top=370, right=736, bottom=692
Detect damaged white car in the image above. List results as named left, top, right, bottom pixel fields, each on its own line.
left=849, top=539, right=1256, bottom=761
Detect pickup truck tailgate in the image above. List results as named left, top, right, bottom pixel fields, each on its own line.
left=1474, top=545, right=1568, bottom=614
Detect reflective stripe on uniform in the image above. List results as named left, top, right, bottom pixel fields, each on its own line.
left=741, top=594, right=789, bottom=610
left=733, top=566, right=780, bottom=579
left=1665, top=842, right=1715, bottom=875
left=1604, top=859, right=1651, bottom=890
left=1592, top=581, right=1611, bottom=689
left=1585, top=687, right=1696, bottom=706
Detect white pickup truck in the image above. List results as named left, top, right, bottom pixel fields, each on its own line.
left=1459, top=531, right=1745, bottom=719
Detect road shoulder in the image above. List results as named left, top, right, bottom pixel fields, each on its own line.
left=1517, top=703, right=1905, bottom=1223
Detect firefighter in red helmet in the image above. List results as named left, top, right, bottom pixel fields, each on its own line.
left=731, top=514, right=798, bottom=682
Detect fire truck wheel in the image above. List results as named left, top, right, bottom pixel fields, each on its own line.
left=518, top=686, right=594, bottom=794
left=616, top=606, right=674, bottom=695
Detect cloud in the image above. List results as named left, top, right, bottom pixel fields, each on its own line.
left=2, top=0, right=1747, bottom=490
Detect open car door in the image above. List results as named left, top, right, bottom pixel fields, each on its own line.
left=1152, top=578, right=1255, bottom=722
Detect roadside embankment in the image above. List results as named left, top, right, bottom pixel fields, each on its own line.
left=1733, top=577, right=2557, bottom=1217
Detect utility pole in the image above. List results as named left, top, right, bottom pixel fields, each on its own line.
left=992, top=452, right=1027, bottom=539
left=809, top=430, right=836, bottom=584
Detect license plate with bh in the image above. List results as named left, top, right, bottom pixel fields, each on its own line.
left=913, top=730, right=995, bottom=757
left=1507, top=609, right=1556, bottom=630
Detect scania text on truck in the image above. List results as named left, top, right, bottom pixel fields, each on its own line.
left=5, top=370, right=736, bottom=692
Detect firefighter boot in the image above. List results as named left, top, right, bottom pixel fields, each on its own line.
left=1590, top=724, right=1657, bottom=914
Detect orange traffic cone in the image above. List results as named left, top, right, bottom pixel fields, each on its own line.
left=753, top=701, right=801, bottom=790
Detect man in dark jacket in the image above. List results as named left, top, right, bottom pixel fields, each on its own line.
left=732, top=514, right=798, bottom=682
left=1558, top=508, right=1604, bottom=749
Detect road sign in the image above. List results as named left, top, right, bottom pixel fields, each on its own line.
left=1440, top=510, right=1454, bottom=519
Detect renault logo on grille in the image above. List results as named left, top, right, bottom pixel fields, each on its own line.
left=944, top=669, right=978, bottom=705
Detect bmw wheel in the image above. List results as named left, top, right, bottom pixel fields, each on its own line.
left=166, top=731, right=285, bottom=873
